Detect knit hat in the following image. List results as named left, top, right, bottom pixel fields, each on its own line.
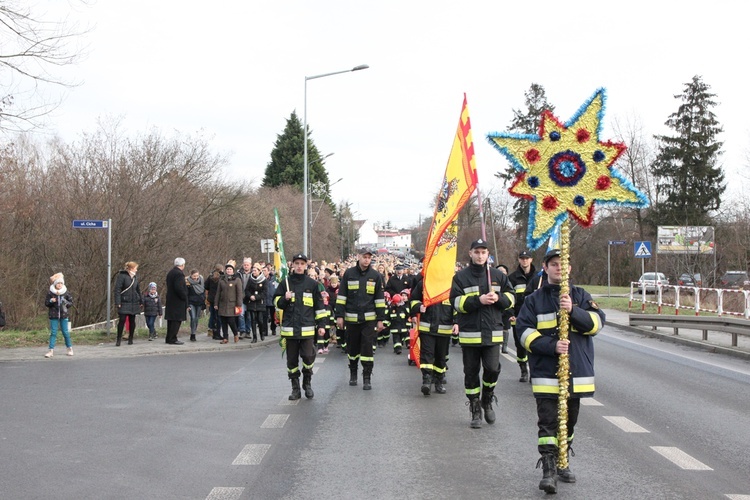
left=50, top=272, right=65, bottom=286
left=148, top=282, right=157, bottom=290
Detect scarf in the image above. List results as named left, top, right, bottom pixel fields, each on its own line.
left=249, top=272, right=266, bottom=285
left=50, top=284, right=68, bottom=295
left=187, top=275, right=205, bottom=295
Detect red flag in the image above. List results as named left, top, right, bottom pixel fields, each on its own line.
left=422, top=95, right=478, bottom=306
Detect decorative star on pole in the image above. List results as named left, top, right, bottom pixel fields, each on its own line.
left=487, top=88, right=649, bottom=250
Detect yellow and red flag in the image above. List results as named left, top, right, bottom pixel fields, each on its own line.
left=422, top=94, right=479, bottom=306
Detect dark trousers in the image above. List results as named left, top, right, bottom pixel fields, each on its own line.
left=166, top=320, right=181, bottom=343
left=117, top=314, right=136, bottom=340
left=347, top=321, right=378, bottom=373
left=286, top=338, right=316, bottom=378
left=462, top=344, right=500, bottom=398
left=266, top=305, right=276, bottom=333
left=248, top=309, right=267, bottom=338
left=220, top=316, right=238, bottom=340
left=537, top=397, right=581, bottom=455
left=420, top=334, right=450, bottom=377
left=512, top=324, right=528, bottom=363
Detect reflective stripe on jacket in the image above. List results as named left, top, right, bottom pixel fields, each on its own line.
left=449, top=263, right=514, bottom=346
left=516, top=281, right=604, bottom=398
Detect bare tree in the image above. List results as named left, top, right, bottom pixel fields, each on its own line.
left=1, top=1, right=88, bottom=132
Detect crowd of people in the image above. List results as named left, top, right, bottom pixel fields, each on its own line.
left=39, top=242, right=603, bottom=494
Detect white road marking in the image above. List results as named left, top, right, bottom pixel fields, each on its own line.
left=725, top=495, right=750, bottom=499
left=316, top=358, right=326, bottom=363
left=313, top=366, right=320, bottom=374
left=278, top=397, right=300, bottom=406
left=603, top=416, right=650, bottom=433
left=232, top=444, right=271, bottom=465
left=580, top=398, right=603, bottom=406
left=261, top=414, right=290, bottom=429
left=206, top=487, right=244, bottom=500
left=651, top=446, right=713, bottom=470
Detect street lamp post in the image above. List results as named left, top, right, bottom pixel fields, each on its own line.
left=303, top=64, right=369, bottom=256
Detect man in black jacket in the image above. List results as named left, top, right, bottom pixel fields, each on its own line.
left=507, top=250, right=537, bottom=382
left=274, top=253, right=327, bottom=400
left=450, top=239, right=514, bottom=428
left=335, top=248, right=386, bottom=390
left=164, top=258, right=188, bottom=345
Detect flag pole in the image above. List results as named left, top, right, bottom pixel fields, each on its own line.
left=474, top=188, right=492, bottom=290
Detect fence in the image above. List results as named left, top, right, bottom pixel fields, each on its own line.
left=628, top=283, right=750, bottom=319
left=71, top=312, right=163, bottom=332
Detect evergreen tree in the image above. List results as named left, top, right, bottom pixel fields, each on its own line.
left=650, top=75, right=725, bottom=226
left=495, top=83, right=555, bottom=240
left=262, top=111, right=331, bottom=202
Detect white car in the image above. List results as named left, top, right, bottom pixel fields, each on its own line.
left=637, top=272, right=668, bottom=293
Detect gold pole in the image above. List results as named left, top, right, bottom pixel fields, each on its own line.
left=557, top=220, right=571, bottom=470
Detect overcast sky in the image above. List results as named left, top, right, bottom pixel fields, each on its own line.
left=36, top=0, right=748, bottom=229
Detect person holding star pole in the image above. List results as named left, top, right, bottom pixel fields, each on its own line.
left=488, top=89, right=648, bottom=493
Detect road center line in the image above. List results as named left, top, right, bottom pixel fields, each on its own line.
left=232, top=444, right=271, bottom=465
left=650, top=446, right=713, bottom=470
left=603, top=416, right=650, bottom=433
left=580, top=398, right=603, bottom=406
left=261, top=414, right=290, bottom=429
left=206, top=487, right=244, bottom=500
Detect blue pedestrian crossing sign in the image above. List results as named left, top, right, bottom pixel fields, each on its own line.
left=634, top=241, right=652, bottom=258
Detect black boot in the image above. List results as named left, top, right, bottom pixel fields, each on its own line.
left=302, top=372, right=314, bottom=399
left=349, top=366, right=358, bottom=386
left=482, top=391, right=497, bottom=424
left=468, top=397, right=482, bottom=429
left=362, top=369, right=372, bottom=391
left=501, top=330, right=509, bottom=354
left=251, top=332, right=258, bottom=343
left=127, top=335, right=133, bottom=345
left=116, top=331, right=122, bottom=347
left=421, top=373, right=431, bottom=396
left=537, top=453, right=557, bottom=493
left=519, top=362, right=529, bottom=383
left=434, top=374, right=446, bottom=394
left=190, top=334, right=196, bottom=342
left=288, top=378, right=301, bottom=400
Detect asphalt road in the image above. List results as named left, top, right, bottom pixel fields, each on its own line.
left=1, top=323, right=749, bottom=499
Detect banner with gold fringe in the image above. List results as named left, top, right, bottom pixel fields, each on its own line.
left=422, top=94, right=479, bottom=307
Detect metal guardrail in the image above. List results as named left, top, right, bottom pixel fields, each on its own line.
left=629, top=314, right=750, bottom=347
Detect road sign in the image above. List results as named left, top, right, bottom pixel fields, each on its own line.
left=72, top=220, right=108, bottom=229
left=609, top=240, right=626, bottom=245
left=634, top=241, right=652, bottom=258
left=261, top=239, right=275, bottom=254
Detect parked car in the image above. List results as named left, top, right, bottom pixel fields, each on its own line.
left=719, top=271, right=750, bottom=289
left=636, top=272, right=669, bottom=293
left=677, top=273, right=702, bottom=287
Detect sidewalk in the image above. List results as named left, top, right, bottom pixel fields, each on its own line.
left=3, top=310, right=749, bottom=362
left=0, top=329, right=279, bottom=362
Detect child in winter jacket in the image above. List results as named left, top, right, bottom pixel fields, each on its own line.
left=142, top=282, right=163, bottom=340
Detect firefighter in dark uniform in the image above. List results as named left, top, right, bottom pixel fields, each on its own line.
left=450, top=239, right=514, bottom=429
left=516, top=249, right=605, bottom=494
left=385, top=264, right=413, bottom=349
left=507, top=250, right=537, bottom=382
left=273, top=253, right=328, bottom=400
left=410, top=277, right=455, bottom=396
left=385, top=263, right=413, bottom=297
left=335, top=247, right=386, bottom=390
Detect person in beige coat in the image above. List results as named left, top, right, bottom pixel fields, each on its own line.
left=214, top=262, right=243, bottom=343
